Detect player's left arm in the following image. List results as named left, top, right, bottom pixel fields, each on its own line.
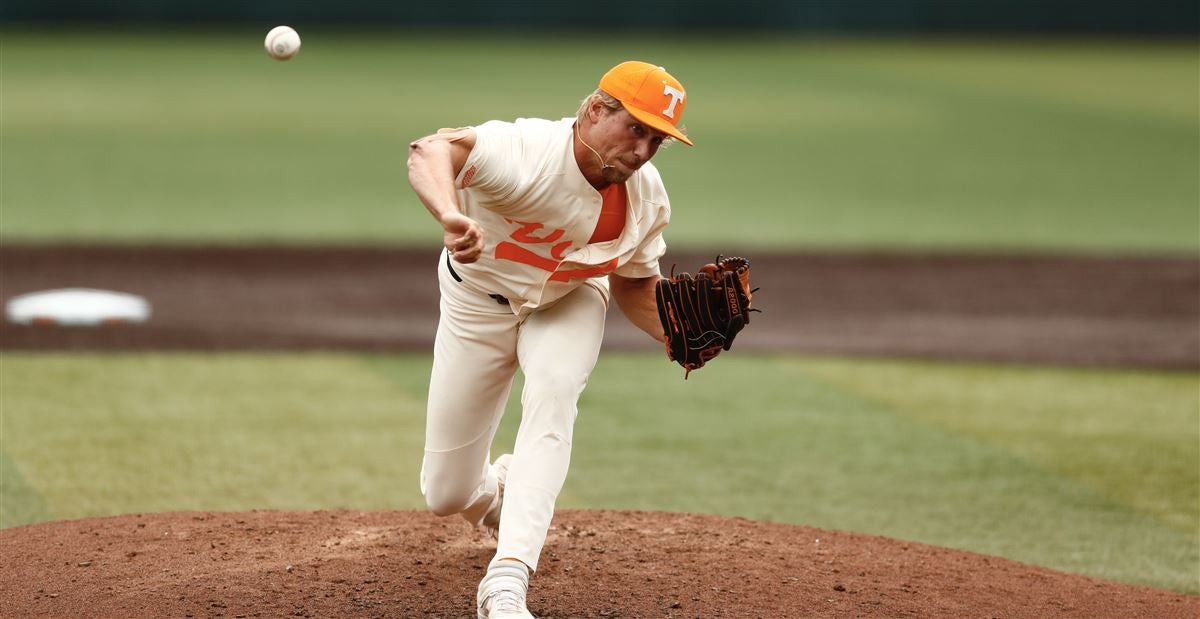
left=609, top=273, right=664, bottom=341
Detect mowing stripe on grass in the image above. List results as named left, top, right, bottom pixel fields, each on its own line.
left=0, top=447, right=51, bottom=528
left=796, top=358, right=1200, bottom=535
left=0, top=353, right=431, bottom=524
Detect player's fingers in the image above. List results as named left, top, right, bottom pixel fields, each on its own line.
left=446, top=229, right=477, bottom=250
left=447, top=234, right=472, bottom=252
left=442, top=213, right=480, bottom=241
left=450, top=233, right=485, bottom=263
left=451, top=223, right=481, bottom=246
left=452, top=245, right=481, bottom=263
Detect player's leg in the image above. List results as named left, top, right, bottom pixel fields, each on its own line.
left=421, top=257, right=520, bottom=525
left=494, top=282, right=608, bottom=570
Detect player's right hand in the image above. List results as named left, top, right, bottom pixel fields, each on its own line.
left=442, top=212, right=485, bottom=264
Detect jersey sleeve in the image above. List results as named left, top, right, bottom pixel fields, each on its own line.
left=454, top=120, right=523, bottom=200
left=614, top=201, right=670, bottom=279
left=613, top=162, right=672, bottom=279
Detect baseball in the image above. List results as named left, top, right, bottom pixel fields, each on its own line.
left=264, top=26, right=301, bottom=61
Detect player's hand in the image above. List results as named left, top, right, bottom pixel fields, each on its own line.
left=441, top=212, right=485, bottom=264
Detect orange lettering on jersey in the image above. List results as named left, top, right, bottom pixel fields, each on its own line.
left=461, top=165, right=477, bottom=188
left=496, top=242, right=618, bottom=281
left=548, top=258, right=619, bottom=282
left=495, top=220, right=617, bottom=282
left=508, top=221, right=565, bottom=244
left=496, top=242, right=559, bottom=272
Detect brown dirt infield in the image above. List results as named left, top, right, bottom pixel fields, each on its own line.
left=2, top=510, right=1197, bottom=618
left=2, top=246, right=1198, bottom=617
left=2, top=246, right=1197, bottom=367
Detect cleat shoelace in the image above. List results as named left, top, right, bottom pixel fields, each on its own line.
left=487, top=588, right=526, bottom=613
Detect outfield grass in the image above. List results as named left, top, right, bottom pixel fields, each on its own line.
left=2, top=352, right=1196, bottom=592
left=2, top=31, right=1196, bottom=253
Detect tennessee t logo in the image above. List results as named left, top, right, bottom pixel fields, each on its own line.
left=662, top=85, right=684, bottom=119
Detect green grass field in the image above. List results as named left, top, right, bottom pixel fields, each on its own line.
left=2, top=31, right=1197, bottom=252
left=2, top=353, right=1196, bottom=592
left=1, top=31, right=1197, bottom=594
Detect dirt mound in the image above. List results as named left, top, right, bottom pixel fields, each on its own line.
left=1, top=509, right=1194, bottom=618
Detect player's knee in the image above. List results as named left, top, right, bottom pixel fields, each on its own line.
left=423, top=486, right=470, bottom=517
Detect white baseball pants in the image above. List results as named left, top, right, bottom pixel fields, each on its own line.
left=420, top=251, right=607, bottom=571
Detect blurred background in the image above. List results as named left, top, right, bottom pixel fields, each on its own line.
left=2, top=0, right=1197, bottom=251
left=2, top=0, right=1197, bottom=594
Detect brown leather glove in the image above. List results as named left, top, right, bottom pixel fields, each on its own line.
left=655, top=256, right=756, bottom=378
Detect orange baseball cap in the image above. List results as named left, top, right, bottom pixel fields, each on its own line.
left=599, top=61, right=693, bottom=146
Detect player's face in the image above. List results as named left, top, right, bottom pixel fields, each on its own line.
left=593, top=108, right=668, bottom=182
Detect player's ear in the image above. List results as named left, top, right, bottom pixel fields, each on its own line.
left=586, top=96, right=607, bottom=123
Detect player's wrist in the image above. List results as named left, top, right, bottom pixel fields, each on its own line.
left=435, top=207, right=463, bottom=227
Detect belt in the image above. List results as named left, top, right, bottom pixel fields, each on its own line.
left=445, top=252, right=510, bottom=306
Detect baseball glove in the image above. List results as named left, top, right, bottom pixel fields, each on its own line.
left=655, top=255, right=757, bottom=378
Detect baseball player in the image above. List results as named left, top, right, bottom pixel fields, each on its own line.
left=407, top=60, right=692, bottom=619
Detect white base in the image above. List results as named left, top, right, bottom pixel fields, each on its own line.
left=6, top=288, right=151, bottom=326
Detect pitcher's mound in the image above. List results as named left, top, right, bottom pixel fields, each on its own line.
left=1, top=509, right=1194, bottom=618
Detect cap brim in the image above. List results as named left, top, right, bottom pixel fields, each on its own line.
left=624, top=105, right=694, bottom=146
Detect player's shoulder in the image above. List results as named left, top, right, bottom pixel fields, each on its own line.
left=632, top=161, right=667, bottom=197
left=630, top=161, right=671, bottom=215
left=470, top=117, right=568, bottom=161
left=473, top=117, right=567, bottom=139
left=515, top=117, right=571, bottom=132
left=635, top=160, right=664, bottom=183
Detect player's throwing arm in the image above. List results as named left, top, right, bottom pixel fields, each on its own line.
left=408, top=129, right=486, bottom=263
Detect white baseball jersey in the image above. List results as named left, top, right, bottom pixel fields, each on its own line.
left=448, top=117, right=671, bottom=312
left=420, top=115, right=677, bottom=574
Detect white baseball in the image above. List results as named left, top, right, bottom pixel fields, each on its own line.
left=264, top=26, right=301, bottom=61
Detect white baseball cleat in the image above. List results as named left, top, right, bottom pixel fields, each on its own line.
left=481, top=454, right=512, bottom=538
left=477, top=559, right=534, bottom=619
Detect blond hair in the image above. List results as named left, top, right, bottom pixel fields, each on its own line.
left=576, top=89, right=623, bottom=120
left=575, top=89, right=678, bottom=146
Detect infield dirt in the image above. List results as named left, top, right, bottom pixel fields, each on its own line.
left=2, top=246, right=1197, bottom=367
left=2, top=510, right=1197, bottom=618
